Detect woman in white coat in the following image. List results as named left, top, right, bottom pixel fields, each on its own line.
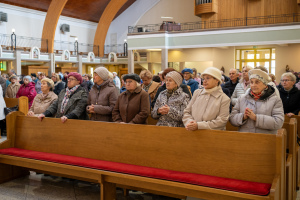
left=0, top=85, right=6, bottom=135
left=230, top=69, right=284, bottom=134
left=183, top=67, right=230, bottom=131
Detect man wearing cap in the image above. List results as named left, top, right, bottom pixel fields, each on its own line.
left=38, top=72, right=89, bottom=123
left=181, top=68, right=199, bottom=95
left=5, top=75, right=20, bottom=98
left=87, top=67, right=118, bottom=122
left=230, top=69, right=284, bottom=134
left=112, top=73, right=150, bottom=124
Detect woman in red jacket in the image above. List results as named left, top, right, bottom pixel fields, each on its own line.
left=16, top=76, right=37, bottom=108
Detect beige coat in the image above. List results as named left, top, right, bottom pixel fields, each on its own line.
left=142, top=81, right=160, bottom=102
left=183, top=86, right=230, bottom=130
left=29, top=91, right=58, bottom=115
left=5, top=83, right=21, bottom=98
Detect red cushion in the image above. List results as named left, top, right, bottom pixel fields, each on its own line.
left=0, top=148, right=271, bottom=196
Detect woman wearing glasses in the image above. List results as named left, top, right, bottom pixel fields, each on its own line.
left=230, top=69, right=284, bottom=134
left=112, top=74, right=150, bottom=124
left=38, top=72, right=89, bottom=123
left=277, top=72, right=300, bottom=118
left=183, top=67, right=230, bottom=131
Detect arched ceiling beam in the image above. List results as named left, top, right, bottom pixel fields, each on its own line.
left=41, top=0, right=68, bottom=53
left=93, top=0, right=128, bottom=57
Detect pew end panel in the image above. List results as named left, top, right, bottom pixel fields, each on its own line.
left=4, top=97, right=29, bottom=116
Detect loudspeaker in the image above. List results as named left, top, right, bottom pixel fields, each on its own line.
left=0, top=12, right=7, bottom=22
left=60, top=24, right=70, bottom=32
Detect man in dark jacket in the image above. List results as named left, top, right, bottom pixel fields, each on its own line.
left=223, top=68, right=239, bottom=95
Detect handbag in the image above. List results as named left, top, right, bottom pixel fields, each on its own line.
left=4, top=106, right=19, bottom=116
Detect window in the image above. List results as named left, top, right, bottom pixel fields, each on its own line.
left=0, top=61, right=7, bottom=71
left=235, top=48, right=276, bottom=74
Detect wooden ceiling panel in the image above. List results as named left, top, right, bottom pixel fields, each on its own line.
left=0, top=0, right=136, bottom=22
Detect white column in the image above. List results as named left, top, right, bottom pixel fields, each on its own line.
left=77, top=55, right=83, bottom=74
left=44, top=53, right=55, bottom=76
left=161, top=48, right=168, bottom=71
left=13, top=50, right=22, bottom=75
left=128, top=50, right=134, bottom=74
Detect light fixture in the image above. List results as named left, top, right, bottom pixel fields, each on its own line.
left=75, top=37, right=78, bottom=41
left=147, top=49, right=162, bottom=51
left=12, top=28, right=15, bottom=33
left=124, top=39, right=127, bottom=42
left=161, top=16, right=173, bottom=19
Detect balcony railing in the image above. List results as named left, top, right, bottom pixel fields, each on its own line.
left=54, top=40, right=99, bottom=56
left=104, top=44, right=127, bottom=57
left=128, top=13, right=300, bottom=34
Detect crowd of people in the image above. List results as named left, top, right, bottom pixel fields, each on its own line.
left=0, top=65, right=300, bottom=136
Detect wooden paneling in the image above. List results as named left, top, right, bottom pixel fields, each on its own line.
left=0, top=0, right=136, bottom=23
left=55, top=66, right=78, bottom=74
left=21, top=66, right=49, bottom=76
left=195, top=3, right=214, bottom=16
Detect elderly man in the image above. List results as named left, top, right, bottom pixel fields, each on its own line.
left=223, top=68, right=239, bottom=95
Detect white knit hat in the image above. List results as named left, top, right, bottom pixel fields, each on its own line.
left=248, top=69, right=271, bottom=85
left=94, top=67, right=109, bottom=80
left=166, top=71, right=183, bottom=87
left=201, top=67, right=222, bottom=83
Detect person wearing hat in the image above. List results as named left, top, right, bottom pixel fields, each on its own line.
left=183, top=67, right=230, bottom=131
left=38, top=72, right=89, bottom=123
left=16, top=76, right=37, bottom=108
left=86, top=67, right=118, bottom=122
left=31, top=73, right=38, bottom=84
left=230, top=69, right=284, bottom=134
left=27, top=78, right=58, bottom=117
left=5, top=75, right=21, bottom=98
left=181, top=68, right=199, bottom=95
left=112, top=73, right=150, bottom=124
left=152, top=71, right=190, bottom=127
left=51, top=73, right=65, bottom=95
left=35, top=72, right=46, bottom=94
left=139, top=70, right=160, bottom=103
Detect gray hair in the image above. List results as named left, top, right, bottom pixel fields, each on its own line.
left=229, top=68, right=238, bottom=74
left=281, top=72, right=296, bottom=82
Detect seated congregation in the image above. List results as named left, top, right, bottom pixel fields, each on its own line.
left=0, top=65, right=299, bottom=200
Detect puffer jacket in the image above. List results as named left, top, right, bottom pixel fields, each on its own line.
left=230, top=86, right=284, bottom=134
left=87, top=80, right=118, bottom=122
left=44, top=86, right=89, bottom=120
left=152, top=87, right=190, bottom=127
left=231, top=82, right=249, bottom=106
left=16, top=82, right=37, bottom=108
left=183, top=79, right=199, bottom=95
left=29, top=91, right=58, bottom=115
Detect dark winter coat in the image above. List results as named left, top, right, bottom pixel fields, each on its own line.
left=277, top=84, right=300, bottom=115
left=223, top=78, right=239, bottom=96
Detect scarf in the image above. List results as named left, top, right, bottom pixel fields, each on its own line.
left=60, top=85, right=80, bottom=113
left=249, top=87, right=267, bottom=101
left=143, top=81, right=153, bottom=92
left=166, top=87, right=178, bottom=99
left=203, top=85, right=220, bottom=94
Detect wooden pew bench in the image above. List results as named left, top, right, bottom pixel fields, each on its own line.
left=4, top=96, right=29, bottom=116
left=0, top=112, right=286, bottom=200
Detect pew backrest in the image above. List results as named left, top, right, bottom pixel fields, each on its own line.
left=4, top=97, right=28, bottom=116
left=7, top=112, right=285, bottom=186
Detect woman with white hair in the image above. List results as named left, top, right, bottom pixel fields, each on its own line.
left=277, top=72, right=300, bottom=117
left=230, top=69, right=284, bottom=134
left=27, top=78, right=57, bottom=117
left=183, top=67, right=230, bottom=130
left=231, top=66, right=253, bottom=106
left=16, top=76, right=37, bottom=108
left=112, top=74, right=150, bottom=124
left=152, top=71, right=190, bottom=127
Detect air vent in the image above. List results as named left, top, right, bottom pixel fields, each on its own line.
left=0, top=12, right=7, bottom=22
left=60, top=24, right=70, bottom=32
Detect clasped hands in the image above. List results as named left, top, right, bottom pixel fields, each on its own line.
left=37, top=114, right=68, bottom=123
left=243, top=108, right=256, bottom=121
left=87, top=104, right=95, bottom=113
left=158, top=104, right=170, bottom=115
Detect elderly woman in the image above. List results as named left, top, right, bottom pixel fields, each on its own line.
left=181, top=68, right=199, bottom=95
left=231, top=66, right=253, bottom=106
left=140, top=70, right=160, bottom=103
left=183, top=67, right=230, bottom=130
left=35, top=72, right=46, bottom=94
left=152, top=71, right=190, bottom=127
left=38, top=72, right=89, bottom=123
left=52, top=73, right=65, bottom=95
left=277, top=72, right=300, bottom=117
left=87, top=67, right=118, bottom=122
left=16, top=76, right=37, bottom=108
left=27, top=78, right=58, bottom=117
left=112, top=74, right=150, bottom=124
left=230, top=69, right=284, bottom=134
left=5, top=75, right=21, bottom=98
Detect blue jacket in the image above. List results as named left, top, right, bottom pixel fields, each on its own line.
left=183, top=79, right=199, bottom=95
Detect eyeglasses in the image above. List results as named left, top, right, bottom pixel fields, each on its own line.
left=280, top=79, right=291, bottom=82
left=202, top=77, right=215, bottom=82
left=67, top=78, right=77, bottom=82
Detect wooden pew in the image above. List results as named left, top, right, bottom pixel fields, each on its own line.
left=282, top=118, right=297, bottom=200
left=4, top=97, right=28, bottom=116
left=0, top=112, right=286, bottom=200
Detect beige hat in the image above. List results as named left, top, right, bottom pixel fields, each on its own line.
left=94, top=67, right=109, bottom=80
left=9, top=75, right=17, bottom=82
left=41, top=78, right=54, bottom=89
left=201, top=67, right=222, bottom=83
left=166, top=71, right=183, bottom=87
left=108, top=72, right=113, bottom=79
left=248, top=69, right=271, bottom=85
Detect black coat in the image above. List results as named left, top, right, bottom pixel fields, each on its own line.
left=277, top=84, right=300, bottom=115
left=54, top=81, right=65, bottom=95
left=223, top=79, right=239, bottom=96
left=151, top=83, right=191, bottom=109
